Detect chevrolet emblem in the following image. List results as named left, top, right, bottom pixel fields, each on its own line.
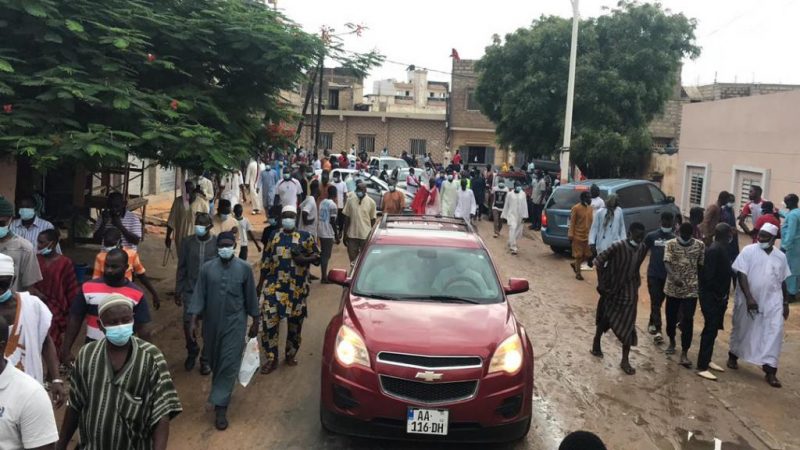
left=415, top=371, right=443, bottom=382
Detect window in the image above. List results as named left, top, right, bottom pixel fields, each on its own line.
left=616, top=184, right=654, bottom=209
left=734, top=170, right=763, bottom=210
left=684, top=166, right=706, bottom=209
left=466, top=89, right=480, bottom=111
left=358, top=135, right=375, bottom=153
left=405, top=90, right=410, bottom=97
left=410, top=139, right=427, bottom=156
left=319, top=132, right=333, bottom=150
left=429, top=92, right=434, bottom=97
left=327, top=89, right=340, bottom=110
left=647, top=184, right=667, bottom=204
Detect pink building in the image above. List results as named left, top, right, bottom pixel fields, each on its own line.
left=674, top=90, right=800, bottom=215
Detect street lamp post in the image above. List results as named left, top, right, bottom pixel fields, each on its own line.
left=560, top=0, right=579, bottom=185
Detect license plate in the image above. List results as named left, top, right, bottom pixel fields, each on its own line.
left=406, top=408, right=449, bottom=435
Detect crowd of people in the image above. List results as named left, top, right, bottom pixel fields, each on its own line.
left=575, top=184, right=796, bottom=387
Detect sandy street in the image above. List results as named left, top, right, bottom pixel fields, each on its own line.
left=69, top=204, right=799, bottom=450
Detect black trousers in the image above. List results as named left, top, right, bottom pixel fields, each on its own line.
left=647, top=276, right=667, bottom=332
left=666, top=297, right=698, bottom=351
left=531, top=203, right=543, bottom=229
left=697, top=292, right=727, bottom=370
left=238, top=245, right=248, bottom=261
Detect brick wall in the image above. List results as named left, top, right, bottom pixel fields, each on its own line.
left=450, top=60, right=495, bottom=130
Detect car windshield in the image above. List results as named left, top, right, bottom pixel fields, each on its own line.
left=546, top=187, right=607, bottom=209
left=383, top=159, right=408, bottom=170
left=352, top=245, right=503, bottom=303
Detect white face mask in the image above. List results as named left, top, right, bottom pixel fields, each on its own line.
left=628, top=240, right=639, bottom=247
left=726, top=202, right=734, bottom=208
left=759, top=241, right=772, bottom=250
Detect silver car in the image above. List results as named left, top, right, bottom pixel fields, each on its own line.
left=315, top=168, right=414, bottom=213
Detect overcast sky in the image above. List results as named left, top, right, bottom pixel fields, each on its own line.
left=278, top=0, right=800, bottom=93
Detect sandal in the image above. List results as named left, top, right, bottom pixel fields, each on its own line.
left=620, top=363, right=636, bottom=375
left=590, top=349, right=604, bottom=358
left=766, top=374, right=782, bottom=388
left=260, top=360, right=278, bottom=375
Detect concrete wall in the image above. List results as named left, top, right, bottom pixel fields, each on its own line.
left=302, top=112, right=447, bottom=161
left=673, top=90, right=800, bottom=214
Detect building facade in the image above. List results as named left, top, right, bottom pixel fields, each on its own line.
left=368, top=69, right=448, bottom=114
left=673, top=90, right=800, bottom=215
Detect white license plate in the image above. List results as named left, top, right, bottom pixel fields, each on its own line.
left=406, top=408, right=449, bottom=435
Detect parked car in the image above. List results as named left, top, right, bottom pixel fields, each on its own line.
left=495, top=171, right=533, bottom=199
left=321, top=215, right=534, bottom=443
left=541, top=179, right=680, bottom=253
left=369, top=156, right=428, bottom=189
left=315, top=168, right=414, bottom=213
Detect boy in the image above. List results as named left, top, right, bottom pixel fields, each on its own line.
left=233, top=204, right=261, bottom=261
left=93, top=228, right=161, bottom=309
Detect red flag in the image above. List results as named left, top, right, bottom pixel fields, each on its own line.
left=450, top=48, right=461, bottom=62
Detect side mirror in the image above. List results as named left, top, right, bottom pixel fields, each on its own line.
left=328, top=269, right=351, bottom=287
left=504, top=278, right=529, bottom=295
left=665, top=196, right=675, bottom=204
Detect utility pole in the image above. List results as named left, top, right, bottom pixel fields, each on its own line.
left=314, top=57, right=324, bottom=153
left=560, top=0, right=579, bottom=185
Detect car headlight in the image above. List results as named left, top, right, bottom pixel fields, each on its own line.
left=488, top=334, right=524, bottom=374
left=335, top=325, right=370, bottom=368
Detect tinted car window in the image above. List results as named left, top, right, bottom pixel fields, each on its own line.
left=353, top=245, right=502, bottom=303
left=546, top=187, right=606, bottom=209
left=648, top=184, right=666, bottom=203
left=616, top=184, right=654, bottom=208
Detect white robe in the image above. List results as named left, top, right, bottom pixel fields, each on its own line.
left=440, top=181, right=459, bottom=217
left=221, top=171, right=243, bottom=207
left=729, top=244, right=792, bottom=367
left=501, top=191, right=529, bottom=251
left=6, top=292, right=52, bottom=384
left=589, top=207, right=626, bottom=253
left=246, top=160, right=262, bottom=211
left=454, top=188, right=477, bottom=220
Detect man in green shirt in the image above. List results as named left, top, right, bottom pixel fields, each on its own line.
left=57, top=294, right=182, bottom=450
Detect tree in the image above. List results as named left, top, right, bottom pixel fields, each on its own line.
left=0, top=0, right=338, bottom=172
left=475, top=1, right=699, bottom=177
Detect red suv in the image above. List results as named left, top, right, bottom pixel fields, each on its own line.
left=321, top=215, right=533, bottom=443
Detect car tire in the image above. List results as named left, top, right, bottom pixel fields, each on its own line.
left=550, top=245, right=570, bottom=256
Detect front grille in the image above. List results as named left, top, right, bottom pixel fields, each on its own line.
left=377, top=352, right=482, bottom=369
left=380, top=375, right=478, bottom=405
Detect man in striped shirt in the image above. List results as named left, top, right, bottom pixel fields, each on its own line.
left=591, top=222, right=648, bottom=376
left=92, top=192, right=143, bottom=250
left=59, top=249, right=151, bottom=363
left=10, top=196, right=61, bottom=254
left=56, top=294, right=181, bottom=450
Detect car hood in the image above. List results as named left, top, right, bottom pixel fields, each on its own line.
left=344, top=297, right=516, bottom=359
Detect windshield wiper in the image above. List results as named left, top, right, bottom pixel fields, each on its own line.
left=352, top=292, right=400, bottom=300
left=409, top=295, right=482, bottom=304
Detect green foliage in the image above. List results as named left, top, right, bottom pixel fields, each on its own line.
left=475, top=1, right=699, bottom=177
left=0, top=0, right=325, bottom=172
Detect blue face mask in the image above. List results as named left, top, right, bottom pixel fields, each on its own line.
left=282, top=218, right=296, bottom=230
left=283, top=173, right=291, bottom=180
left=0, top=226, right=9, bottom=239
left=104, top=323, right=134, bottom=346
left=18, top=208, right=35, bottom=221
left=195, top=225, right=208, bottom=237
left=0, top=289, right=12, bottom=303
left=220, top=214, right=229, bottom=221
left=218, top=246, right=235, bottom=260
left=661, top=227, right=672, bottom=233
left=514, top=187, right=522, bottom=193
left=356, top=191, right=366, bottom=199
left=39, top=246, right=53, bottom=256
left=268, top=218, right=277, bottom=226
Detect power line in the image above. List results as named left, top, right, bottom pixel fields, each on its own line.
left=337, top=48, right=480, bottom=80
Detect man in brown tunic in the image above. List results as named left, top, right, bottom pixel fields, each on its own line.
left=591, top=222, right=648, bottom=375
left=569, top=191, right=594, bottom=280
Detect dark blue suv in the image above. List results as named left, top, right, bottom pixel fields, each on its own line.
left=541, top=179, right=680, bottom=253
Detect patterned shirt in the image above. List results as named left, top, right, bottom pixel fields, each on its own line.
left=93, top=211, right=143, bottom=250
left=93, top=248, right=147, bottom=281
left=664, top=238, right=705, bottom=298
left=68, top=337, right=182, bottom=450
left=70, top=279, right=150, bottom=341
left=10, top=217, right=61, bottom=254
left=261, top=230, right=319, bottom=318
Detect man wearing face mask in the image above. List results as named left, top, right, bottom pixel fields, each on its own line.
left=34, top=229, right=78, bottom=350
left=10, top=196, right=60, bottom=253
left=781, top=194, right=800, bottom=303
left=258, top=205, right=320, bottom=374
left=211, top=199, right=239, bottom=238
left=166, top=181, right=208, bottom=252
left=502, top=182, right=529, bottom=255
left=454, top=178, right=477, bottom=223
left=57, top=294, right=182, bottom=450
left=0, top=197, right=43, bottom=294
left=92, top=192, right=142, bottom=250
left=384, top=180, right=407, bottom=215
left=276, top=168, right=303, bottom=209
left=342, top=183, right=377, bottom=263
left=259, top=161, right=280, bottom=220
left=491, top=180, right=509, bottom=238
left=62, top=249, right=152, bottom=365
left=568, top=191, right=594, bottom=280
left=727, top=223, right=792, bottom=388
left=663, top=222, right=705, bottom=368
left=643, top=212, right=675, bottom=344
left=440, top=171, right=459, bottom=217
left=175, top=213, right=217, bottom=372
left=591, top=222, right=648, bottom=375
left=188, top=232, right=259, bottom=430
left=93, top=228, right=161, bottom=310
left=0, top=253, right=65, bottom=406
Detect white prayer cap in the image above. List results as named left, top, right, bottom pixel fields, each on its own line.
left=760, top=222, right=779, bottom=237
left=0, top=253, right=14, bottom=277
left=282, top=205, right=297, bottom=214
left=98, top=293, right=135, bottom=316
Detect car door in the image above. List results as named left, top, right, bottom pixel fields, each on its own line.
left=366, top=179, right=384, bottom=210
left=646, top=184, right=676, bottom=229
left=616, top=183, right=657, bottom=232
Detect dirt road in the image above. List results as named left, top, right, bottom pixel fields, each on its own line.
left=125, top=216, right=798, bottom=450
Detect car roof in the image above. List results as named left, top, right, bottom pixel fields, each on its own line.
left=560, top=179, right=652, bottom=190
left=370, top=216, right=483, bottom=249
left=371, top=156, right=404, bottom=161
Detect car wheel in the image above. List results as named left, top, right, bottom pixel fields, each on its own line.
left=550, top=245, right=569, bottom=255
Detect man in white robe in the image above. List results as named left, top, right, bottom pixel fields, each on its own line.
left=454, top=178, right=476, bottom=223
left=245, top=159, right=262, bottom=214
left=502, top=183, right=529, bottom=255
left=727, top=222, right=792, bottom=388
left=440, top=173, right=459, bottom=217
left=220, top=170, right=243, bottom=208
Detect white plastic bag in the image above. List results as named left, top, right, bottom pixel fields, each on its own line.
left=238, top=337, right=260, bottom=387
